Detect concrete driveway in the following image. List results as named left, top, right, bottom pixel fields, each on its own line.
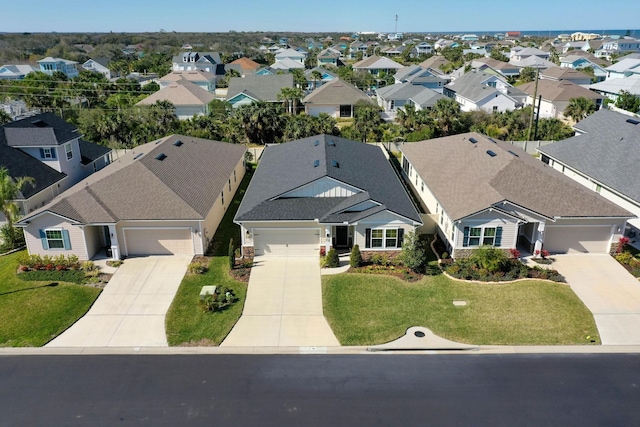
left=551, top=254, right=640, bottom=345
left=46, top=255, right=191, bottom=348
left=221, top=256, right=339, bottom=347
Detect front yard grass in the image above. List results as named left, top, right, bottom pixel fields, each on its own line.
left=323, top=272, right=599, bottom=346
left=165, top=167, right=252, bottom=346
left=0, top=251, right=101, bottom=347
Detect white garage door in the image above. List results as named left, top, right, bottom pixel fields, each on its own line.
left=125, top=228, right=194, bottom=256
left=543, top=226, right=611, bottom=254
left=254, top=229, right=320, bottom=257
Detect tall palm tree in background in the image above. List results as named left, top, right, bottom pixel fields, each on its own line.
left=0, top=167, right=35, bottom=249
left=564, top=97, right=595, bottom=123
left=310, top=70, right=323, bottom=90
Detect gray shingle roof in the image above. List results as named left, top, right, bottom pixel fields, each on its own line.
left=401, top=132, right=632, bottom=221
left=235, top=135, right=421, bottom=223
left=0, top=144, right=66, bottom=199
left=78, top=139, right=112, bottom=165
left=303, top=79, right=371, bottom=105
left=19, top=135, right=246, bottom=224
left=226, top=74, right=294, bottom=102
left=2, top=112, right=80, bottom=147
left=539, top=109, right=640, bottom=203
left=445, top=71, right=510, bottom=103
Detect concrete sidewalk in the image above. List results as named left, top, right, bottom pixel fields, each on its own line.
left=46, top=255, right=191, bottom=348
left=551, top=254, right=640, bottom=345
left=221, top=256, right=339, bottom=347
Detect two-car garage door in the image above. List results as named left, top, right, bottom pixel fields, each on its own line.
left=124, top=228, right=194, bottom=256
left=544, top=225, right=612, bottom=254
left=253, top=229, right=320, bottom=257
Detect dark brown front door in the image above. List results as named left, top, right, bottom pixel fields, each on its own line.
left=336, top=226, right=348, bottom=248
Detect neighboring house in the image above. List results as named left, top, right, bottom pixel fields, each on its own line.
left=275, top=48, right=306, bottom=64
left=349, top=41, right=369, bottom=59
left=540, top=66, right=593, bottom=85
left=414, top=42, right=433, bottom=56
left=461, top=34, right=479, bottom=42
left=444, top=70, right=525, bottom=113
left=304, top=67, right=337, bottom=90
left=562, top=41, right=586, bottom=53
left=230, top=57, right=261, bottom=76
left=394, top=65, right=447, bottom=92
left=0, top=64, right=38, bottom=80
left=172, top=51, right=222, bottom=73
left=419, top=56, right=452, bottom=76
left=234, top=135, right=422, bottom=258
left=16, top=135, right=247, bottom=260
left=158, top=70, right=216, bottom=92
left=518, top=79, right=604, bottom=119
left=270, top=57, right=305, bottom=71
left=605, top=56, right=640, bottom=80
left=471, top=57, right=521, bottom=78
left=510, top=55, right=556, bottom=70
left=353, top=55, right=404, bottom=76
left=434, top=39, right=458, bottom=50
left=136, top=79, right=215, bottom=119
left=0, top=113, right=112, bottom=221
left=303, top=79, right=371, bottom=118
left=81, top=58, right=114, bottom=79
left=226, top=74, right=295, bottom=108
left=560, top=55, right=608, bottom=82
left=538, top=109, right=640, bottom=233
left=590, top=75, right=640, bottom=102
left=596, top=38, right=640, bottom=60
left=37, top=57, right=79, bottom=78
left=376, top=83, right=445, bottom=117
left=317, top=48, right=342, bottom=67
left=400, top=132, right=632, bottom=257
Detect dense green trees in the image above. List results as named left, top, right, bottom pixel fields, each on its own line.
left=0, top=167, right=34, bottom=249
left=615, top=90, right=640, bottom=113
left=564, top=97, right=596, bottom=122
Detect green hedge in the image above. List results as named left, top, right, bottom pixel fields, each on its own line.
left=19, top=270, right=86, bottom=284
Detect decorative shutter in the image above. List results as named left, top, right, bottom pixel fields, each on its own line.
left=39, top=148, right=45, bottom=159
left=39, top=229, right=49, bottom=250
left=397, top=228, right=404, bottom=248
left=365, top=228, right=371, bottom=249
left=495, top=227, right=503, bottom=247
left=51, top=148, right=56, bottom=159
left=463, top=227, right=470, bottom=247
left=62, top=229, right=72, bottom=250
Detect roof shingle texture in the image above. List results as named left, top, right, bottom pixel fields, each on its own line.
left=303, top=79, right=371, bottom=105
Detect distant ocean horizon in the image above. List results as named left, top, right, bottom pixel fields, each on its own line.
left=412, top=29, right=639, bottom=38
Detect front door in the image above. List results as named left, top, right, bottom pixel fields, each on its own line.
left=336, top=226, right=348, bottom=248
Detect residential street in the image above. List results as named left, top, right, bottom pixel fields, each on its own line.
left=2, top=354, right=640, bottom=426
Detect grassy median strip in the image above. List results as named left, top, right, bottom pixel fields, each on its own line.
left=165, top=168, right=253, bottom=346
left=323, top=272, right=599, bottom=346
left=0, top=251, right=101, bottom=347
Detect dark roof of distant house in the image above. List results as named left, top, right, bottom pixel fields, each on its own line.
left=78, top=139, right=111, bottom=165
left=1, top=112, right=80, bottom=147
left=235, top=135, right=421, bottom=223
left=226, top=74, right=295, bottom=102
left=18, top=135, right=246, bottom=224
left=400, top=132, right=632, bottom=221
left=539, top=109, right=640, bottom=203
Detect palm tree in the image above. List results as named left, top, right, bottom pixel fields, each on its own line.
left=430, top=98, right=461, bottom=136
left=310, top=70, right=323, bottom=90
left=0, top=167, right=35, bottom=249
left=353, top=100, right=383, bottom=143
left=564, top=97, right=595, bottom=123
left=277, top=87, right=304, bottom=115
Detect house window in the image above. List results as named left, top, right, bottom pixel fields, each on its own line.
left=40, top=147, right=55, bottom=159
left=65, top=143, right=73, bottom=160
left=339, top=105, right=352, bottom=118
left=221, top=191, right=224, bottom=206
left=368, top=228, right=402, bottom=249
left=234, top=170, right=237, bottom=182
left=40, top=229, right=71, bottom=250
left=371, top=229, right=384, bottom=247
left=492, top=106, right=498, bottom=112
left=228, top=179, right=231, bottom=192
left=595, top=184, right=602, bottom=193
left=463, top=226, right=503, bottom=247
left=385, top=229, right=397, bottom=247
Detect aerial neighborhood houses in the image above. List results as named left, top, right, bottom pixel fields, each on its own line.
left=1, top=29, right=639, bottom=264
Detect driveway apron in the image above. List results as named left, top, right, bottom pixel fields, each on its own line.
left=551, top=254, right=640, bottom=345
left=221, top=256, right=339, bottom=347
left=46, top=255, right=191, bottom=347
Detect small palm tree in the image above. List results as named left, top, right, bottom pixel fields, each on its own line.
left=0, top=167, right=35, bottom=248
left=310, top=70, right=323, bottom=90
left=564, top=97, right=595, bottom=123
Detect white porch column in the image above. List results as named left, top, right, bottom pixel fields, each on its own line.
left=108, top=224, right=120, bottom=260
left=534, top=221, right=546, bottom=254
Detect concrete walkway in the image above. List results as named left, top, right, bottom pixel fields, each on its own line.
left=221, top=256, right=339, bottom=347
left=551, top=254, right=640, bottom=345
left=47, top=255, right=191, bottom=347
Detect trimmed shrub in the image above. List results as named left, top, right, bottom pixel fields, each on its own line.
left=325, top=248, right=340, bottom=268
left=349, top=244, right=362, bottom=268
left=188, top=261, right=207, bottom=275
left=398, top=231, right=426, bottom=273
left=19, top=269, right=85, bottom=284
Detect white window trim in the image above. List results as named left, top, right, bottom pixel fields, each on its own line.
left=45, top=228, right=65, bottom=249
left=467, top=226, right=497, bottom=247
left=65, top=143, right=73, bottom=160
left=42, top=147, right=54, bottom=159
left=370, top=227, right=400, bottom=249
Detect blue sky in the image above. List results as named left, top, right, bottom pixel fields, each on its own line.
left=1, top=0, right=638, bottom=33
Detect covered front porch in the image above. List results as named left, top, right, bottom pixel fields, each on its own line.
left=85, top=224, right=121, bottom=260
left=517, top=220, right=545, bottom=255
left=323, top=224, right=355, bottom=253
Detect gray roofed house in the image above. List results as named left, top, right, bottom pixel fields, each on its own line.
left=0, top=64, right=38, bottom=80
left=235, top=135, right=422, bottom=257
left=303, top=67, right=337, bottom=90
left=518, top=79, right=604, bottom=119
left=444, top=70, right=523, bottom=112
left=303, top=79, right=371, bottom=118
left=226, top=74, right=295, bottom=108
left=17, top=135, right=247, bottom=260
left=400, top=132, right=633, bottom=257
left=541, top=66, right=593, bottom=85
left=81, top=58, right=115, bottom=79
left=590, top=75, right=640, bottom=100
left=0, top=112, right=113, bottom=222
left=538, top=109, right=640, bottom=231
left=376, top=83, right=445, bottom=117
left=353, top=55, right=404, bottom=76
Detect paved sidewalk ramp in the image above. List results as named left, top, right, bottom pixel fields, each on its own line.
left=221, top=257, right=339, bottom=347
left=47, top=256, right=191, bottom=347
left=552, top=254, right=640, bottom=345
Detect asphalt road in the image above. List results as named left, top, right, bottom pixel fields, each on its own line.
left=1, top=354, right=640, bottom=426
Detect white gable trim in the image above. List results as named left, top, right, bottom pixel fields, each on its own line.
left=275, top=176, right=365, bottom=199
left=16, top=210, right=83, bottom=227
left=354, top=208, right=422, bottom=226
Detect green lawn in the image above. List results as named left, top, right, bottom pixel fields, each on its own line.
left=0, top=251, right=101, bottom=347
left=165, top=167, right=253, bottom=346
left=323, top=272, right=599, bottom=346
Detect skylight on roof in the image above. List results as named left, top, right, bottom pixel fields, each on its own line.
left=469, top=137, right=478, bottom=144
left=313, top=159, right=320, bottom=167
left=314, top=140, right=320, bottom=146
left=627, top=118, right=640, bottom=125
left=31, top=120, right=48, bottom=128
left=507, top=150, right=519, bottom=157
left=173, top=140, right=183, bottom=147
left=155, top=153, right=167, bottom=161
left=133, top=153, right=144, bottom=160
left=331, top=160, right=339, bottom=168
left=488, top=138, right=498, bottom=144
left=486, top=150, right=497, bottom=157
left=328, top=140, right=336, bottom=146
